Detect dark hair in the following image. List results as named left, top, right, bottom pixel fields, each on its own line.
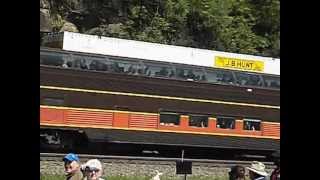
left=229, top=165, right=245, bottom=180
left=274, top=158, right=280, bottom=167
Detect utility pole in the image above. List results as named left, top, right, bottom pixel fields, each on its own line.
left=181, top=149, right=187, bottom=180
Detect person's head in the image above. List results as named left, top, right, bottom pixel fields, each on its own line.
left=236, top=166, right=245, bottom=178
left=82, top=159, right=103, bottom=180
left=63, top=153, right=80, bottom=176
left=272, top=151, right=280, bottom=167
left=274, top=158, right=280, bottom=168
left=247, top=161, right=268, bottom=180
left=229, top=165, right=245, bottom=180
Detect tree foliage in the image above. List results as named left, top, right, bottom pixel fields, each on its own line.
left=49, top=0, right=280, bottom=58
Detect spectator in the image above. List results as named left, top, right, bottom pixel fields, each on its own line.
left=229, top=165, right=245, bottom=180
left=150, top=170, right=163, bottom=180
left=222, top=74, right=234, bottom=84
left=245, top=121, right=250, bottom=130
left=169, top=70, right=175, bottom=78
left=96, top=61, right=108, bottom=71
left=112, top=62, right=122, bottom=73
left=247, top=161, right=268, bottom=180
left=63, top=153, right=83, bottom=180
left=200, top=74, right=207, bottom=81
left=200, top=120, right=206, bottom=128
left=177, top=69, right=185, bottom=79
left=270, top=158, right=280, bottom=180
left=89, top=60, right=98, bottom=70
left=126, top=65, right=134, bottom=74
left=158, top=67, right=169, bottom=77
left=82, top=159, right=105, bottom=180
left=270, top=151, right=280, bottom=180
left=80, top=59, right=88, bottom=70
left=186, top=70, right=196, bottom=80
left=74, top=60, right=81, bottom=68
left=66, top=61, right=73, bottom=68
left=229, top=121, right=235, bottom=129
left=143, top=66, right=150, bottom=75
left=62, top=62, right=69, bottom=68
left=251, top=125, right=256, bottom=131
left=221, top=120, right=226, bottom=128
left=137, top=67, right=144, bottom=75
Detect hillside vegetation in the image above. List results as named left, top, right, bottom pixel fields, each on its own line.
left=40, top=0, right=279, bottom=58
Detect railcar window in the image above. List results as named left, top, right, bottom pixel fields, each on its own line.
left=189, top=115, right=209, bottom=128
left=56, top=53, right=89, bottom=69
left=42, top=97, right=64, bottom=106
left=262, top=75, right=280, bottom=89
left=143, top=62, right=175, bottom=78
left=40, top=51, right=64, bottom=67
left=203, top=69, right=219, bottom=83
left=205, top=69, right=235, bottom=85
left=216, top=117, right=235, bottom=129
left=243, top=119, right=261, bottom=131
left=109, top=60, right=141, bottom=75
left=109, top=61, right=124, bottom=73
left=40, top=50, right=279, bottom=90
left=61, top=54, right=74, bottom=68
left=174, top=66, right=205, bottom=81
left=73, top=57, right=89, bottom=70
left=136, top=62, right=149, bottom=76
left=160, top=113, right=180, bottom=126
left=218, top=71, right=236, bottom=85
left=234, top=72, right=263, bottom=87
left=89, top=58, right=109, bottom=71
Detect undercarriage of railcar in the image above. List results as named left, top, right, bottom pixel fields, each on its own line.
left=40, top=127, right=279, bottom=162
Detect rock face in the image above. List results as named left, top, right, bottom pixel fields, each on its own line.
left=39, top=0, right=127, bottom=33
left=40, top=0, right=88, bottom=32
left=60, top=21, right=79, bottom=32
left=40, top=8, right=52, bottom=32
left=40, top=0, right=50, bottom=9
left=40, top=0, right=52, bottom=32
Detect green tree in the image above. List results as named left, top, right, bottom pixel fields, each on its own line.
left=51, top=0, right=280, bottom=57
left=216, top=0, right=270, bottom=55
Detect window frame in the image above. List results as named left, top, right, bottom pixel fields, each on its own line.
left=243, top=118, right=262, bottom=131
left=159, top=112, right=181, bottom=126
left=216, top=116, right=236, bottom=130
left=188, top=114, right=209, bottom=128
left=42, top=97, right=65, bottom=106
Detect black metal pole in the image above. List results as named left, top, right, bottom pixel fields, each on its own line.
left=182, top=149, right=186, bottom=180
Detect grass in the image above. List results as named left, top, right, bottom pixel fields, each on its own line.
left=40, top=174, right=229, bottom=180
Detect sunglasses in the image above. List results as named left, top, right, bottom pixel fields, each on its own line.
left=85, top=167, right=100, bottom=172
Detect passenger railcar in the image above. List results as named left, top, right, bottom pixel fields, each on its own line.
left=40, top=32, right=279, bottom=160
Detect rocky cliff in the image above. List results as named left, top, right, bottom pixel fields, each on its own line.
left=40, top=0, right=127, bottom=33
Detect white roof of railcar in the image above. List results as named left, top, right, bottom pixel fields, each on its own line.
left=43, top=31, right=280, bottom=75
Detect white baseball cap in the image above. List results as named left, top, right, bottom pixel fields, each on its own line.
left=82, top=159, right=102, bottom=171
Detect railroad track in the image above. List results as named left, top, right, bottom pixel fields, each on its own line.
left=40, top=153, right=275, bottom=168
